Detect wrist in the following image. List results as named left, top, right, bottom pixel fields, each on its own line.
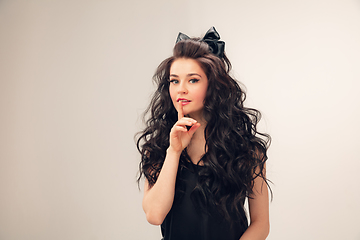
left=166, top=147, right=182, bottom=156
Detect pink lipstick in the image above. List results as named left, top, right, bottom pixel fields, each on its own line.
left=177, top=98, right=191, bottom=105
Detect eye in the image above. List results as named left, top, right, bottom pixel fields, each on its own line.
left=169, top=79, right=179, bottom=84
left=189, top=79, right=199, bottom=83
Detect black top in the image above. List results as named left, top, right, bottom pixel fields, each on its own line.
left=161, top=161, right=248, bottom=240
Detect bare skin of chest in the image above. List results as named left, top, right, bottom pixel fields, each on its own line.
left=186, top=131, right=206, bottom=165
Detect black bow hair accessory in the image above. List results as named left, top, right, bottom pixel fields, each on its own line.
left=175, top=26, right=225, bottom=59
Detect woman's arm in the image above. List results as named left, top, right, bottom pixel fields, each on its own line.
left=142, top=148, right=181, bottom=225
left=142, top=103, right=200, bottom=225
left=240, top=165, right=270, bottom=240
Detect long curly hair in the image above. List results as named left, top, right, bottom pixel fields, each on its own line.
left=136, top=37, right=271, bottom=224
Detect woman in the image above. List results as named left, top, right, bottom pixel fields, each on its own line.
left=137, top=27, right=271, bottom=240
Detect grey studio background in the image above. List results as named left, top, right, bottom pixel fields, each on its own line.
left=0, top=1, right=359, bottom=240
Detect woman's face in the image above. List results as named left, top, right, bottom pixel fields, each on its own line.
left=169, top=58, right=208, bottom=119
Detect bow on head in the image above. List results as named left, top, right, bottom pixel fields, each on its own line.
left=175, top=26, right=225, bottom=58
left=176, top=32, right=190, bottom=42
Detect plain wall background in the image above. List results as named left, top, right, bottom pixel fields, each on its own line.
left=1, top=0, right=359, bottom=239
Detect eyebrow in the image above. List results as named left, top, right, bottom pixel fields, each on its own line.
left=169, top=73, right=202, bottom=78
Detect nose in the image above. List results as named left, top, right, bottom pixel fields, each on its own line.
left=177, top=81, right=188, bottom=94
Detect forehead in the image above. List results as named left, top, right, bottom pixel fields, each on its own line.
left=170, top=58, right=205, bottom=76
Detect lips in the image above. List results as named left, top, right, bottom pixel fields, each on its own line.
left=177, top=98, right=191, bottom=106
left=177, top=98, right=191, bottom=102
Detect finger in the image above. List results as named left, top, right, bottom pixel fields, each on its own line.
left=188, top=123, right=201, bottom=136
left=177, top=101, right=184, bottom=120
left=175, top=118, right=197, bottom=127
left=179, top=117, right=197, bottom=122
left=173, top=126, right=188, bottom=133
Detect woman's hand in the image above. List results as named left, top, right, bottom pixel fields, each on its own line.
left=169, top=102, right=201, bottom=153
left=143, top=103, right=200, bottom=225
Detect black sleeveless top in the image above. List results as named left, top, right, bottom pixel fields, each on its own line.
left=161, top=160, right=248, bottom=240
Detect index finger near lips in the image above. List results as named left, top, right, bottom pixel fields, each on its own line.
left=177, top=101, right=184, bottom=120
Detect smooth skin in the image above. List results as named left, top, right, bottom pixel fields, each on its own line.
left=142, top=102, right=200, bottom=225
left=142, top=58, right=270, bottom=239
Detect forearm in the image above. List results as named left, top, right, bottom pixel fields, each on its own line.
left=142, top=148, right=181, bottom=225
left=239, top=220, right=270, bottom=240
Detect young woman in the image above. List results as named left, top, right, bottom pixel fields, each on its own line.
left=137, top=27, right=271, bottom=240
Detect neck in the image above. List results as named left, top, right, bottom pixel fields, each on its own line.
left=186, top=116, right=207, bottom=165
left=191, top=118, right=206, bottom=141
left=187, top=111, right=207, bottom=126
left=186, top=111, right=207, bottom=139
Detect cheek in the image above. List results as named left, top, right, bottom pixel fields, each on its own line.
left=194, top=86, right=208, bottom=103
